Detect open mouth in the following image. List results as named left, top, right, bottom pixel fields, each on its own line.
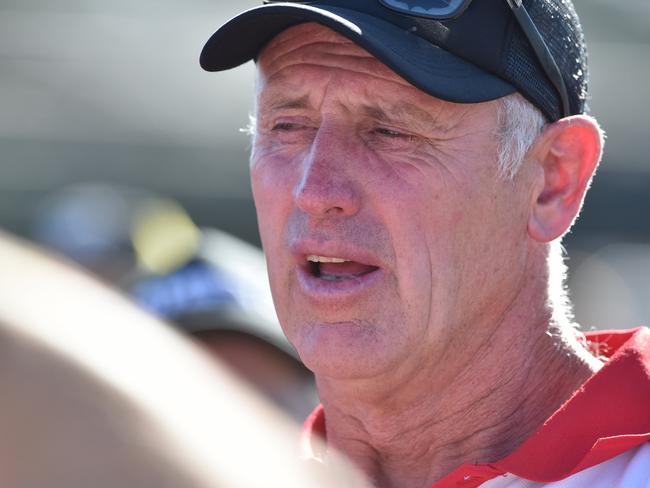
left=306, top=255, right=379, bottom=281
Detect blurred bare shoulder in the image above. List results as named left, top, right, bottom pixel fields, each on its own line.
left=0, top=231, right=369, bottom=488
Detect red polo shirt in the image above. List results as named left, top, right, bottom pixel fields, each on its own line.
left=301, top=327, right=650, bottom=487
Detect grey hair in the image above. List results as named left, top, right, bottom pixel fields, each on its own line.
left=495, top=93, right=547, bottom=179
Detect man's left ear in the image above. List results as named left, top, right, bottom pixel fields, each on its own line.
left=527, top=115, right=603, bottom=243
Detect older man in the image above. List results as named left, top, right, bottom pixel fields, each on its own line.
left=200, top=1, right=650, bottom=487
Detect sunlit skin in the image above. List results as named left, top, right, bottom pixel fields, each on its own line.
left=250, top=23, right=603, bottom=488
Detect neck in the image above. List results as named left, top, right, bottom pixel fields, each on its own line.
left=314, top=255, right=601, bottom=488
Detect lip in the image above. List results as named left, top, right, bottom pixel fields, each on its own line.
left=291, top=240, right=385, bottom=268
left=291, top=240, right=385, bottom=304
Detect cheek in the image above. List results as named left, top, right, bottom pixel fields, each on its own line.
left=436, top=189, right=530, bottom=318
left=250, top=156, right=297, bottom=315
left=250, top=156, right=294, bottom=240
left=372, top=185, right=446, bottom=314
left=381, top=171, right=476, bottom=307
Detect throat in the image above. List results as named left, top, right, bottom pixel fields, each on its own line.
left=318, top=326, right=600, bottom=488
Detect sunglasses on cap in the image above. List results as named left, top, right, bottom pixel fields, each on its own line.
left=263, top=0, right=571, bottom=118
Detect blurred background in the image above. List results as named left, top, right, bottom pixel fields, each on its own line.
left=0, top=0, right=648, bottom=417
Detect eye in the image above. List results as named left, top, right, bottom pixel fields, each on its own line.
left=264, top=119, right=316, bottom=146
left=368, top=127, right=421, bottom=147
left=374, top=127, right=407, bottom=138
left=272, top=121, right=303, bottom=131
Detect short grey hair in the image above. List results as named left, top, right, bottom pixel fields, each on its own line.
left=495, top=93, right=547, bottom=179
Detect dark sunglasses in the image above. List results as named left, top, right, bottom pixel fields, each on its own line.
left=263, top=0, right=571, bottom=118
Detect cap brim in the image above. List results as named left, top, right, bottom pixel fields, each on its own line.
left=200, top=3, right=516, bottom=104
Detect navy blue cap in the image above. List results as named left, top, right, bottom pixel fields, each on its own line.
left=200, top=0, right=588, bottom=122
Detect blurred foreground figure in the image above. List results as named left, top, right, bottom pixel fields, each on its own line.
left=31, top=184, right=318, bottom=421
left=200, top=1, right=650, bottom=487
left=0, top=232, right=369, bottom=488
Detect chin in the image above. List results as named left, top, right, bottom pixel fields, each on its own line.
left=291, top=319, right=398, bottom=380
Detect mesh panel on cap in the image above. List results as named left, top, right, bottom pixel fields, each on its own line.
left=504, top=0, right=588, bottom=121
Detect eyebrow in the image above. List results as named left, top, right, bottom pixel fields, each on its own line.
left=258, top=91, right=446, bottom=132
left=362, top=102, right=445, bottom=133
left=260, top=93, right=311, bottom=112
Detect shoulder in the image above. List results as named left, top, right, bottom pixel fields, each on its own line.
left=484, top=443, right=650, bottom=487
left=553, top=443, right=650, bottom=487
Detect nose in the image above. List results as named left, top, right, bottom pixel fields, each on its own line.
left=293, top=128, right=362, bottom=218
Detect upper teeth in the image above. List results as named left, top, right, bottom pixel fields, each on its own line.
left=307, top=255, right=349, bottom=263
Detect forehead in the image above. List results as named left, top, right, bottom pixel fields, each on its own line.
left=257, top=23, right=418, bottom=93
left=254, top=23, right=499, bottom=129
left=257, top=24, right=460, bottom=116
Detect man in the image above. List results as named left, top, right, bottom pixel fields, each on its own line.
left=200, top=1, right=650, bottom=487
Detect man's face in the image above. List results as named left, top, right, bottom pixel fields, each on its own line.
left=251, top=23, right=538, bottom=382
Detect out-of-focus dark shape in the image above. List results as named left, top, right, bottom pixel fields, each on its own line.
left=32, top=183, right=132, bottom=264
left=31, top=183, right=156, bottom=284
left=133, top=228, right=283, bottom=349
left=31, top=183, right=201, bottom=283
left=132, top=227, right=318, bottom=421
left=31, top=183, right=143, bottom=283
left=0, top=231, right=370, bottom=488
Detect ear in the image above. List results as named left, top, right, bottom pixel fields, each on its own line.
left=527, top=115, right=603, bottom=243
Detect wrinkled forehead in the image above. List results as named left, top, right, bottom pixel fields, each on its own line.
left=260, top=23, right=361, bottom=62
left=253, top=22, right=498, bottom=126
left=256, top=22, right=401, bottom=85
